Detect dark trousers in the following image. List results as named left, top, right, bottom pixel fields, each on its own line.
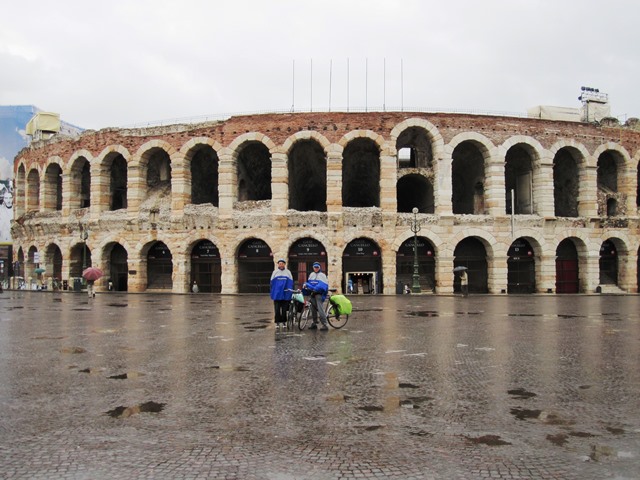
left=273, top=300, right=289, bottom=323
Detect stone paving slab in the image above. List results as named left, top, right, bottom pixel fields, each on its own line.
left=0, top=291, right=639, bottom=479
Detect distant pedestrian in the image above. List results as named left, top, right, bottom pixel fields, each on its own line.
left=404, top=284, right=411, bottom=294
left=87, top=280, right=95, bottom=298
left=270, top=259, right=293, bottom=331
left=460, top=270, right=468, bottom=297
left=192, top=280, right=199, bottom=293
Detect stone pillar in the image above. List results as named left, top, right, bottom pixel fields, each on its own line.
left=127, top=164, right=143, bottom=214
left=584, top=251, right=600, bottom=293
left=489, top=253, right=508, bottom=294
left=434, top=253, right=451, bottom=294
left=536, top=155, right=555, bottom=217
left=538, top=253, right=556, bottom=293
left=217, top=148, right=235, bottom=221
left=326, top=148, right=343, bottom=214
left=170, top=153, right=189, bottom=215
left=127, top=253, right=145, bottom=293
left=220, top=253, right=237, bottom=294
left=485, top=149, right=506, bottom=216
left=579, top=162, right=598, bottom=218
left=382, top=247, right=396, bottom=295
left=270, top=150, right=288, bottom=215
left=434, top=148, right=453, bottom=216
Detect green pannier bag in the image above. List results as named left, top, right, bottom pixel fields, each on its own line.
left=329, top=295, right=352, bottom=315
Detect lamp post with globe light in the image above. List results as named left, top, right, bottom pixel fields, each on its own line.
left=411, top=207, right=421, bottom=293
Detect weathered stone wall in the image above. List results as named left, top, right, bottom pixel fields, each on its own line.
left=11, top=112, right=640, bottom=294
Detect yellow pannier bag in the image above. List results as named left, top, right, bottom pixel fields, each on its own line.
left=329, top=295, right=352, bottom=315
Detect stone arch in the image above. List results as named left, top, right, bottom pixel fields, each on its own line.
left=43, top=157, right=64, bottom=212
left=501, top=140, right=542, bottom=215
left=26, top=167, right=40, bottom=212
left=67, top=151, right=93, bottom=210
left=97, top=145, right=132, bottom=212
left=282, top=130, right=332, bottom=154
left=449, top=134, right=495, bottom=215
left=287, top=136, right=327, bottom=211
left=230, top=135, right=274, bottom=202
left=341, top=135, right=381, bottom=208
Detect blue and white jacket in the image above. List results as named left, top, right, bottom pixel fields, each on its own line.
left=304, top=271, right=329, bottom=301
left=270, top=268, right=294, bottom=301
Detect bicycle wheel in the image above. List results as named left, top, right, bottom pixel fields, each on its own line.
left=326, top=304, right=348, bottom=329
left=298, top=304, right=311, bottom=330
left=286, top=303, right=296, bottom=330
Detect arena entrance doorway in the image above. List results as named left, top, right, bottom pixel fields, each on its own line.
left=599, top=239, right=618, bottom=285
left=237, top=239, right=273, bottom=293
left=556, top=239, right=579, bottom=293
left=191, top=240, right=221, bottom=293
left=343, top=238, right=382, bottom=294
left=109, top=243, right=128, bottom=291
left=287, top=238, right=327, bottom=288
left=396, top=237, right=435, bottom=293
left=453, top=238, right=488, bottom=293
left=147, top=242, right=172, bottom=289
left=507, top=238, right=535, bottom=293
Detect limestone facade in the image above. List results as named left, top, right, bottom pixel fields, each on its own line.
left=10, top=112, right=640, bottom=294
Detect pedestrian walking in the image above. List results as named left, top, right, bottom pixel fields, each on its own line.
left=460, top=270, right=468, bottom=297
left=303, top=262, right=329, bottom=331
left=270, top=259, right=293, bottom=331
left=87, top=280, right=95, bottom=298
left=192, top=280, right=199, bottom=293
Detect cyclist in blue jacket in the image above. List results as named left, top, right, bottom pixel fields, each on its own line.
left=270, top=259, right=293, bottom=330
left=303, top=262, right=329, bottom=331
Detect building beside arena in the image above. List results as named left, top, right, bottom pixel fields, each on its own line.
left=10, top=110, right=640, bottom=294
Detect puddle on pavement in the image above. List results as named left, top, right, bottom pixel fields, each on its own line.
left=108, top=372, right=145, bottom=379
left=507, top=313, right=541, bottom=317
left=405, top=311, right=439, bottom=318
left=606, top=426, right=625, bottom=435
left=399, top=382, right=420, bottom=389
left=569, top=431, right=596, bottom=438
left=508, top=388, right=537, bottom=399
left=106, top=303, right=128, bottom=308
left=106, top=401, right=165, bottom=418
left=359, top=405, right=384, bottom=412
left=7, top=306, right=24, bottom=310
left=510, top=407, right=541, bottom=420
left=546, top=433, right=568, bottom=446
left=464, top=434, right=511, bottom=446
left=32, top=336, right=65, bottom=340
left=556, top=314, right=582, bottom=319
left=60, top=346, right=87, bottom=354
left=579, top=385, right=592, bottom=389
left=408, top=429, right=433, bottom=437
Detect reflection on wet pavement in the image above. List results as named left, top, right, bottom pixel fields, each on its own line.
left=0, top=292, right=639, bottom=479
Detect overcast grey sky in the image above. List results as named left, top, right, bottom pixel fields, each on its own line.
left=1, top=0, right=638, bottom=130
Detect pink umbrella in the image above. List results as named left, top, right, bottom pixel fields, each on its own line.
left=82, top=267, right=104, bottom=282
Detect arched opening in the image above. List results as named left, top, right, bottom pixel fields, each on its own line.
left=397, top=174, right=434, bottom=213
left=342, top=238, right=382, bottom=294
left=342, top=138, right=380, bottom=208
left=147, top=241, right=173, bottom=289
left=44, top=163, right=63, bottom=211
left=452, top=142, right=485, bottom=214
left=505, top=146, right=534, bottom=214
left=70, top=243, right=92, bottom=278
left=453, top=237, right=488, bottom=293
left=599, top=239, right=618, bottom=285
left=288, top=140, right=326, bottom=211
left=190, top=240, right=221, bottom=293
left=597, top=151, right=624, bottom=217
left=109, top=154, right=127, bottom=211
left=45, top=244, right=63, bottom=282
left=237, top=239, right=273, bottom=293
left=109, top=243, right=128, bottom=291
left=27, top=169, right=40, bottom=212
left=287, top=238, right=327, bottom=288
left=189, top=145, right=219, bottom=206
left=396, top=237, right=435, bottom=293
left=70, top=157, right=91, bottom=209
left=237, top=142, right=271, bottom=202
left=507, top=238, right=535, bottom=293
left=143, top=148, right=172, bottom=207
left=553, top=148, right=579, bottom=217
left=556, top=239, right=579, bottom=293
left=15, top=165, right=25, bottom=218
left=396, top=126, right=433, bottom=169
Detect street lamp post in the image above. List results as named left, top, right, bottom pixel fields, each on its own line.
left=411, top=207, right=421, bottom=293
left=80, top=224, right=89, bottom=287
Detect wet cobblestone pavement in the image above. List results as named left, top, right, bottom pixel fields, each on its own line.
left=1, top=292, right=639, bottom=479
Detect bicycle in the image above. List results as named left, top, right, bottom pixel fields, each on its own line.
left=285, top=289, right=306, bottom=331
left=298, top=288, right=350, bottom=330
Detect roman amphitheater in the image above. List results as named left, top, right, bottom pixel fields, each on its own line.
left=10, top=111, right=640, bottom=295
